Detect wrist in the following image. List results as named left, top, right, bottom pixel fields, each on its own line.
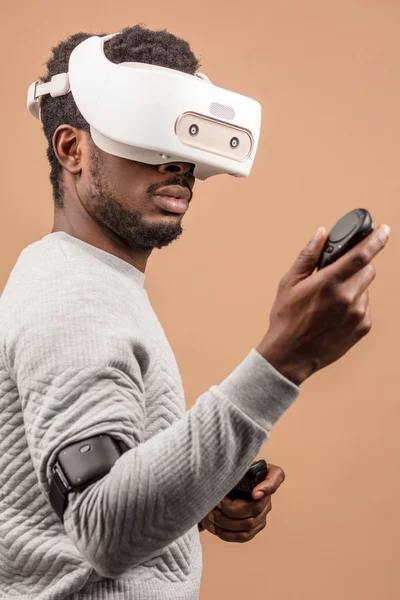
left=255, top=344, right=312, bottom=387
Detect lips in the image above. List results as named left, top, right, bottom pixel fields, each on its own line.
left=152, top=185, right=191, bottom=215
left=154, top=185, right=191, bottom=201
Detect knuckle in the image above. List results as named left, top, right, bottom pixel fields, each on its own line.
left=223, top=504, right=235, bottom=518
left=336, top=290, right=355, bottom=306
left=232, top=504, right=244, bottom=518
left=212, top=514, right=221, bottom=527
left=352, top=252, right=369, bottom=270
left=359, top=319, right=372, bottom=335
left=253, top=502, right=265, bottom=516
left=366, top=263, right=376, bottom=279
left=350, top=304, right=366, bottom=321
left=224, top=509, right=235, bottom=520
left=260, top=521, right=267, bottom=532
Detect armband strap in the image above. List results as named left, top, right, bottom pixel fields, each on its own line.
left=49, top=435, right=129, bottom=523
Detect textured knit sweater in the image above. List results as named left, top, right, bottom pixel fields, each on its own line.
left=0, top=232, right=301, bottom=600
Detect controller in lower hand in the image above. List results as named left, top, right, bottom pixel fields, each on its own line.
left=226, top=459, right=268, bottom=500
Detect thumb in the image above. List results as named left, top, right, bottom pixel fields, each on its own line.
left=289, top=226, right=328, bottom=280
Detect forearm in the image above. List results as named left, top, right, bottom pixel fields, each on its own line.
left=64, top=349, right=300, bottom=577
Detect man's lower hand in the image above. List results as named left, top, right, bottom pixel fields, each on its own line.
left=198, top=463, right=285, bottom=543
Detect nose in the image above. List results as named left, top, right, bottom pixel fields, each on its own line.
left=157, top=161, right=194, bottom=178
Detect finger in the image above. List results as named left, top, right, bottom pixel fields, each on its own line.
left=330, top=281, right=371, bottom=339
left=252, top=464, right=285, bottom=499
left=213, top=499, right=271, bottom=532
left=332, top=262, right=375, bottom=318
left=326, top=224, right=389, bottom=282
left=356, top=289, right=372, bottom=335
left=206, top=519, right=217, bottom=536
left=364, top=296, right=371, bottom=327
left=287, top=227, right=329, bottom=282
left=214, top=517, right=268, bottom=543
left=339, top=286, right=369, bottom=321
left=356, top=288, right=369, bottom=315
left=220, top=494, right=270, bottom=519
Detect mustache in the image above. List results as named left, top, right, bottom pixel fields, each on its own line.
left=147, top=177, right=193, bottom=200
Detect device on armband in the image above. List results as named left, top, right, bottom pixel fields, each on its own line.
left=49, top=434, right=129, bottom=522
left=27, top=33, right=262, bottom=180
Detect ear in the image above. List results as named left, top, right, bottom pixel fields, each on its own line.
left=52, top=125, right=84, bottom=176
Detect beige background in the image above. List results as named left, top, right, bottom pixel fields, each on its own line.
left=1, top=0, right=400, bottom=598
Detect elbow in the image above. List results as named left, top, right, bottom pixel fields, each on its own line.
left=90, top=559, right=127, bottom=580
left=88, top=551, right=151, bottom=579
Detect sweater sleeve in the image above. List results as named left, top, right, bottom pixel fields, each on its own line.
left=2, top=258, right=301, bottom=579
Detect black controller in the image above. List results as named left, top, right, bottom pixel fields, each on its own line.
left=317, top=208, right=374, bottom=270
left=226, top=460, right=268, bottom=500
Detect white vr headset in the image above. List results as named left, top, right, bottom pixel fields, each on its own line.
left=27, top=33, right=262, bottom=180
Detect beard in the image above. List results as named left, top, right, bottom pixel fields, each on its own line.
left=85, top=147, right=184, bottom=251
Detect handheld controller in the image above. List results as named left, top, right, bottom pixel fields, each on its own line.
left=226, top=460, right=268, bottom=500
left=317, top=208, right=374, bottom=270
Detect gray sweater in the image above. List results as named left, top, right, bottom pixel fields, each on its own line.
left=0, top=232, right=301, bottom=600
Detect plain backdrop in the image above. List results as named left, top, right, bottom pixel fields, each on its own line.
left=1, top=1, right=399, bottom=598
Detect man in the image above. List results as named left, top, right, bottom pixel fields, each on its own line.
left=0, top=24, right=389, bottom=600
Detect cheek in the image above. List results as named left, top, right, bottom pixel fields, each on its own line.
left=104, top=168, right=148, bottom=203
left=92, top=151, right=159, bottom=205
left=108, top=165, right=153, bottom=201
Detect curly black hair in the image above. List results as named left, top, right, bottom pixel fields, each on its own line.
left=38, top=25, right=201, bottom=209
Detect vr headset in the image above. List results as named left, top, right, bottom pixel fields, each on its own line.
left=27, top=33, right=262, bottom=180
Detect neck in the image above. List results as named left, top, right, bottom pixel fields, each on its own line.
left=51, top=209, right=151, bottom=274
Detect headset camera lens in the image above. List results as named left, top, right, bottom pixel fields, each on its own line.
left=189, top=124, right=199, bottom=136
left=230, top=137, right=239, bottom=149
